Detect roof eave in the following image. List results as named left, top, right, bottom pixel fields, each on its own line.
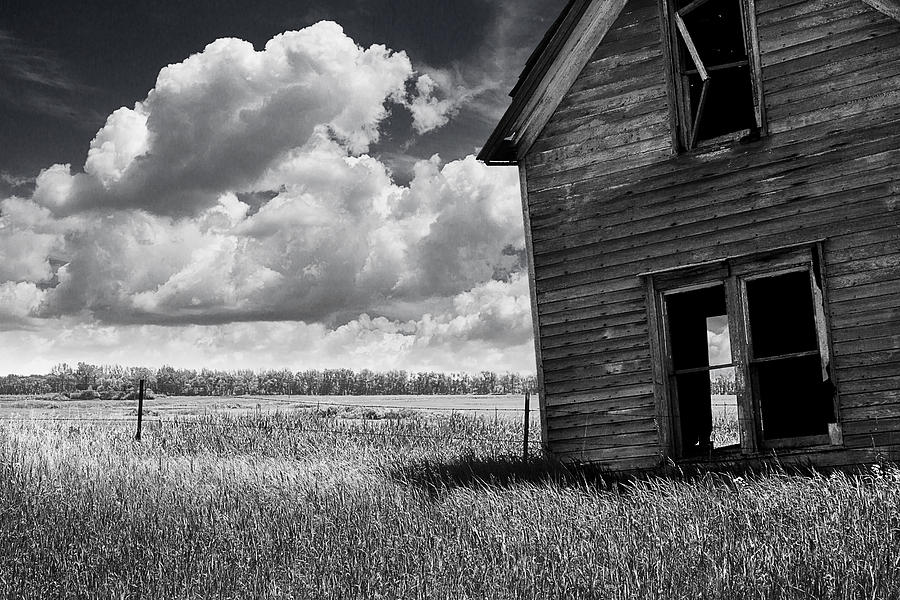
left=478, top=0, right=590, bottom=165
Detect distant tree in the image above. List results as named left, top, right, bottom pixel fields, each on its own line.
left=74, top=362, right=101, bottom=391
left=1, top=362, right=539, bottom=397
left=49, top=363, right=74, bottom=393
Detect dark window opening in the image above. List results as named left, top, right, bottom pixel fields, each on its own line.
left=665, top=285, right=739, bottom=455
left=670, top=0, right=760, bottom=148
left=652, top=248, right=841, bottom=460
left=745, top=270, right=835, bottom=441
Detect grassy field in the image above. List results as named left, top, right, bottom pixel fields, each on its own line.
left=0, top=393, right=532, bottom=420
left=1, top=404, right=898, bottom=599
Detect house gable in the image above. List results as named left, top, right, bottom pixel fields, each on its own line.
left=478, top=0, right=629, bottom=164
left=524, top=0, right=673, bottom=194
left=483, top=0, right=900, bottom=167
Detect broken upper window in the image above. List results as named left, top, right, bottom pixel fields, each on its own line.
left=669, top=0, right=763, bottom=149
left=652, top=246, right=839, bottom=459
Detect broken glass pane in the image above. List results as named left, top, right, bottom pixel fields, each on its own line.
left=686, top=68, right=756, bottom=141
left=746, top=270, right=818, bottom=358
left=746, top=269, right=835, bottom=441
left=756, top=355, right=835, bottom=440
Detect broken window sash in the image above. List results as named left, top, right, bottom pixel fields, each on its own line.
left=674, top=13, right=708, bottom=81
left=678, top=0, right=715, bottom=17
left=671, top=0, right=758, bottom=148
left=812, top=273, right=832, bottom=382
left=744, top=269, right=835, bottom=441
left=673, top=12, right=709, bottom=149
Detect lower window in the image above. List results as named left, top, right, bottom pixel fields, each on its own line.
left=650, top=245, right=840, bottom=458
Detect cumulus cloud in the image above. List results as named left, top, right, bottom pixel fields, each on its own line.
left=30, top=22, right=427, bottom=216
left=404, top=70, right=483, bottom=134
left=0, top=276, right=535, bottom=374
left=0, top=21, right=531, bottom=373
left=707, top=316, right=732, bottom=366
left=84, top=107, right=150, bottom=186
left=0, top=196, right=67, bottom=283
left=18, top=148, right=520, bottom=327
left=399, top=155, right=524, bottom=296
left=0, top=281, right=46, bottom=330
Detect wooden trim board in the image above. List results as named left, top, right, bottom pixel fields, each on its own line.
left=519, top=166, right=551, bottom=454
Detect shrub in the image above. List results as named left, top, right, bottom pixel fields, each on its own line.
left=122, top=389, right=156, bottom=401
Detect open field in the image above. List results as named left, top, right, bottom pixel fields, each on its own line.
left=1, top=404, right=899, bottom=599
left=0, top=393, right=532, bottom=421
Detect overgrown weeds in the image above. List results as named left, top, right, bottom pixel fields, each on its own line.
left=1, top=410, right=898, bottom=599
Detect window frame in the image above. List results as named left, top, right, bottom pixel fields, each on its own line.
left=644, top=244, right=843, bottom=460
left=657, top=0, right=767, bottom=151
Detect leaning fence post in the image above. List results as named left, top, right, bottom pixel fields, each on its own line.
left=523, top=391, right=531, bottom=461
left=135, top=379, right=145, bottom=441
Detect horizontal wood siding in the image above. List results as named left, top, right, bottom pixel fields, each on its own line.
left=523, top=0, right=900, bottom=469
left=525, top=0, right=670, bottom=466
left=759, top=0, right=900, bottom=134
left=757, top=0, right=900, bottom=457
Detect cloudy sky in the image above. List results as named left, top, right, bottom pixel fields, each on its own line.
left=0, top=0, right=568, bottom=375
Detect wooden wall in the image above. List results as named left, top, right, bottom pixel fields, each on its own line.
left=522, top=0, right=900, bottom=470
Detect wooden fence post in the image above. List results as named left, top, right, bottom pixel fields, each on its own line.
left=135, top=379, right=145, bottom=441
left=523, top=391, right=531, bottom=461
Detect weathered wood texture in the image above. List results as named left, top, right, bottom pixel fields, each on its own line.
left=522, top=0, right=900, bottom=470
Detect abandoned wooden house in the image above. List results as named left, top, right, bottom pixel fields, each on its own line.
left=480, top=0, right=900, bottom=470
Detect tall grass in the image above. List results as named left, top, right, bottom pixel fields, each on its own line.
left=1, top=409, right=898, bottom=599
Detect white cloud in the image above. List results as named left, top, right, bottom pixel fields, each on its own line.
left=0, top=278, right=535, bottom=374
left=0, top=21, right=532, bottom=374
left=84, top=106, right=150, bottom=187
left=405, top=71, right=467, bottom=134
left=30, top=22, right=424, bottom=217
left=706, top=316, right=732, bottom=366
left=0, top=196, right=65, bottom=282
left=399, top=155, right=523, bottom=296
left=14, top=147, right=521, bottom=327
left=0, top=171, right=35, bottom=189
left=32, top=163, right=77, bottom=209
left=0, top=281, right=46, bottom=329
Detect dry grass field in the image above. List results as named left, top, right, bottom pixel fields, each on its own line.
left=1, top=399, right=898, bottom=599
left=0, top=393, right=530, bottom=420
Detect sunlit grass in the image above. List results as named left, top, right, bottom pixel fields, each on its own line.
left=712, top=409, right=741, bottom=448
left=1, top=409, right=899, bottom=599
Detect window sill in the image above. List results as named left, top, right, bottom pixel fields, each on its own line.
left=674, top=437, right=843, bottom=465
left=763, top=434, right=835, bottom=450
left=682, top=128, right=766, bottom=157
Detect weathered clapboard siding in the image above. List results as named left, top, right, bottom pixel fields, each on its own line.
left=827, top=213, right=900, bottom=443
left=760, top=0, right=900, bottom=133
left=521, top=0, right=900, bottom=468
left=524, top=0, right=672, bottom=188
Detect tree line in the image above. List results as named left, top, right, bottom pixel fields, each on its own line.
left=0, top=363, right=538, bottom=397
